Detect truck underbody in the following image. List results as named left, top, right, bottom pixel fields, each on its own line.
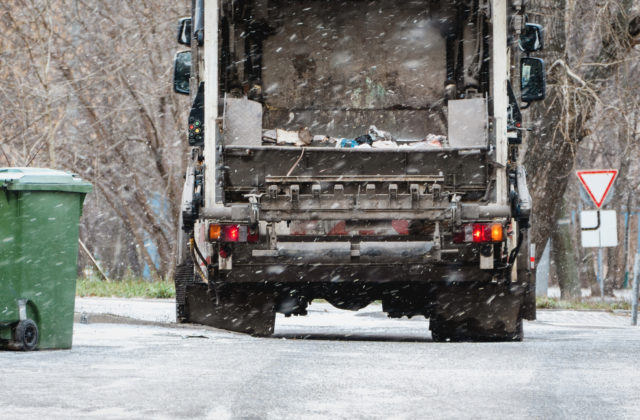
left=176, top=143, right=535, bottom=339
left=173, top=0, right=540, bottom=341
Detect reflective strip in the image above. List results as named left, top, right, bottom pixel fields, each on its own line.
left=529, top=243, right=536, bottom=269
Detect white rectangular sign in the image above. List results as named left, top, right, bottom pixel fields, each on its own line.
left=580, top=210, right=617, bottom=248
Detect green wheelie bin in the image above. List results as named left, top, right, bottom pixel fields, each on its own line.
left=0, top=168, right=92, bottom=350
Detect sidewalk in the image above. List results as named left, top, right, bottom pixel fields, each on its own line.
left=75, top=297, right=176, bottom=324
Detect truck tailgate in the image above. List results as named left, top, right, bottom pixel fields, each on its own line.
left=223, top=145, right=488, bottom=193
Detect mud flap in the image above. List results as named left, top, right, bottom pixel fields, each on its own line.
left=519, top=269, right=537, bottom=321
left=431, top=282, right=525, bottom=341
left=185, top=283, right=276, bottom=337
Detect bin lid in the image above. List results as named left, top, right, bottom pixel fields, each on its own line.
left=0, top=168, right=93, bottom=193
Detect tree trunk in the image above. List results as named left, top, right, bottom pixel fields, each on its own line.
left=585, top=250, right=601, bottom=297
left=525, top=0, right=638, bottom=269
left=551, top=200, right=581, bottom=300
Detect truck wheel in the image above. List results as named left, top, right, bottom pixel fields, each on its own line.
left=429, top=317, right=455, bottom=342
left=14, top=319, right=39, bottom=351
left=429, top=316, right=472, bottom=342
left=174, top=254, right=197, bottom=323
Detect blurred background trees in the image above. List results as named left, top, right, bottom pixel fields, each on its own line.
left=525, top=0, right=640, bottom=299
left=0, top=0, right=190, bottom=279
left=1, top=0, right=639, bottom=290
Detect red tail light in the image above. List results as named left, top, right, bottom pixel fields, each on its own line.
left=472, top=224, right=490, bottom=243
left=454, top=223, right=503, bottom=243
left=223, top=225, right=239, bottom=242
left=212, top=225, right=259, bottom=243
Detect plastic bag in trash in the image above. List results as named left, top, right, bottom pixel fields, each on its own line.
left=336, top=134, right=373, bottom=148
left=399, top=134, right=446, bottom=149
left=354, top=134, right=373, bottom=145
left=368, top=125, right=395, bottom=142
left=337, top=138, right=358, bottom=148
left=372, top=140, right=398, bottom=149
left=425, top=133, right=446, bottom=147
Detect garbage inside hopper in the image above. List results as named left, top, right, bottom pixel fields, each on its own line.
left=261, top=125, right=445, bottom=149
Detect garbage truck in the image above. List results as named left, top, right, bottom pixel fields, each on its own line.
left=171, top=0, right=546, bottom=340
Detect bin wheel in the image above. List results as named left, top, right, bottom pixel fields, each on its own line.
left=15, top=319, right=39, bottom=351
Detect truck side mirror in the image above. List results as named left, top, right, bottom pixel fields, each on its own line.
left=173, top=50, right=191, bottom=95
left=519, top=23, right=544, bottom=52
left=520, top=57, right=546, bottom=103
left=177, top=17, right=191, bottom=46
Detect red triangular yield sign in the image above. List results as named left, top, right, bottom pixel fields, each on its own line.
left=576, top=170, right=618, bottom=208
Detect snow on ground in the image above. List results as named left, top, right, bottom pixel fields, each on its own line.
left=75, top=297, right=636, bottom=333
left=1, top=298, right=638, bottom=420
left=75, top=297, right=176, bottom=323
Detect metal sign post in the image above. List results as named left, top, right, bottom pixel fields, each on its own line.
left=597, top=248, right=604, bottom=301
left=580, top=210, right=618, bottom=300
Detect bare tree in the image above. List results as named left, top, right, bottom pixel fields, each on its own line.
left=2, top=0, right=638, bottom=287
left=525, top=0, right=640, bottom=298
left=0, top=0, right=190, bottom=279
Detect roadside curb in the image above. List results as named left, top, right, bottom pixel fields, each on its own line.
left=74, top=312, right=170, bottom=327
left=73, top=312, right=245, bottom=335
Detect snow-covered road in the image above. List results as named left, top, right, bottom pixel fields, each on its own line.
left=1, top=299, right=639, bottom=419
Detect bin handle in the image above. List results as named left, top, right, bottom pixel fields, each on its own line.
left=18, top=299, right=28, bottom=321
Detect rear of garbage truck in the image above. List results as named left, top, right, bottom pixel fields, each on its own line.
left=172, top=0, right=546, bottom=340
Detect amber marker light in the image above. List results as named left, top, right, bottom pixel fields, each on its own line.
left=208, top=224, right=221, bottom=241
left=491, top=223, right=503, bottom=242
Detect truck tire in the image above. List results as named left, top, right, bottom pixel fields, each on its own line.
left=174, top=253, right=197, bottom=323
left=519, top=269, right=537, bottom=321
left=185, top=282, right=276, bottom=337
left=14, top=319, right=39, bottom=351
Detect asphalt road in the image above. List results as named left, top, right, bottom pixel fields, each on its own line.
left=1, top=300, right=639, bottom=420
